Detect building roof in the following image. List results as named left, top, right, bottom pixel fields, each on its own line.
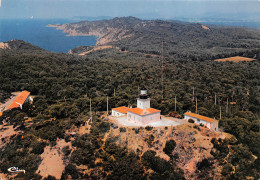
left=6, top=91, right=30, bottom=110
left=127, top=108, right=160, bottom=116
left=0, top=112, right=2, bottom=117
left=112, top=106, right=130, bottom=114
left=184, top=111, right=216, bottom=123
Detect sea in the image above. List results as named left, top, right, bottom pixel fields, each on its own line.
left=0, top=19, right=97, bottom=53
left=0, top=18, right=259, bottom=53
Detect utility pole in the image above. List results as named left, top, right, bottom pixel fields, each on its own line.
left=161, top=41, right=164, bottom=99
left=196, top=97, right=198, bottom=114
left=192, top=87, right=195, bottom=102
left=215, top=93, right=217, bottom=105
left=138, top=85, right=140, bottom=94
left=107, top=96, right=109, bottom=117
left=114, top=88, right=116, bottom=97
left=226, top=97, right=229, bottom=114
left=220, top=106, right=222, bottom=120
left=90, top=98, right=92, bottom=123
left=175, top=96, right=177, bottom=112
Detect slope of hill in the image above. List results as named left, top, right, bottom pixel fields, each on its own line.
left=106, top=124, right=228, bottom=179
left=50, top=16, right=260, bottom=60
left=0, top=39, right=43, bottom=51
left=0, top=40, right=259, bottom=179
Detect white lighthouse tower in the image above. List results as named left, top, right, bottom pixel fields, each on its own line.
left=137, top=88, right=150, bottom=109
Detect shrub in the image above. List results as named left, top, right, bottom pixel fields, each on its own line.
left=119, top=127, right=126, bottom=132
left=62, top=146, right=71, bottom=156
left=163, top=140, right=176, bottom=156
left=193, top=125, right=201, bottom=131
left=196, top=159, right=212, bottom=171
left=188, top=119, right=195, bottom=123
left=145, top=126, right=153, bottom=131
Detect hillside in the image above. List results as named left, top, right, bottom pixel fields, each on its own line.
left=50, top=16, right=260, bottom=60
left=0, top=46, right=259, bottom=179
left=106, top=124, right=228, bottom=179
left=0, top=39, right=43, bottom=51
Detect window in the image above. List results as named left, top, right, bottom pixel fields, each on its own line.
left=197, top=119, right=200, bottom=123
left=150, top=117, right=153, bottom=120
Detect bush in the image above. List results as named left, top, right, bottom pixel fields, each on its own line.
left=119, top=127, right=126, bottom=132
left=221, top=163, right=233, bottom=176
left=196, top=159, right=213, bottom=171
left=132, top=128, right=140, bottom=134
left=188, top=119, right=195, bottom=123
left=145, top=126, right=153, bottom=131
left=193, top=125, right=201, bottom=131
left=31, top=141, right=47, bottom=154
left=43, top=175, right=56, bottom=180
left=62, top=146, right=71, bottom=156
left=163, top=140, right=176, bottom=156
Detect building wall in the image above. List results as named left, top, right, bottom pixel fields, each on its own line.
left=137, top=98, right=150, bottom=109
left=112, top=110, right=126, bottom=117
left=184, top=115, right=218, bottom=131
left=127, top=111, right=160, bottom=125
left=212, top=120, right=219, bottom=131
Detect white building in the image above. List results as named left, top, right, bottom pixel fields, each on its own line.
left=112, top=88, right=161, bottom=125
left=112, top=106, right=129, bottom=117
left=184, top=111, right=219, bottom=131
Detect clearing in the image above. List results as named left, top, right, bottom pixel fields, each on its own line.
left=37, top=139, right=71, bottom=179
left=215, top=56, right=256, bottom=62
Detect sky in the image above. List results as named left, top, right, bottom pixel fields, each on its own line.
left=0, top=0, right=260, bottom=20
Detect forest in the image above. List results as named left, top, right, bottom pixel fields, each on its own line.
left=0, top=40, right=259, bottom=179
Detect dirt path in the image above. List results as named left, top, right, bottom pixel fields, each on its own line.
left=0, top=173, right=8, bottom=180
left=37, top=139, right=71, bottom=179
left=78, top=46, right=119, bottom=55
left=77, top=45, right=160, bottom=58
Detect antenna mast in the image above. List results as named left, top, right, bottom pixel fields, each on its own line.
left=161, top=41, right=164, bottom=99
left=226, top=97, right=229, bottom=114
left=220, top=106, right=222, bottom=120
left=195, top=97, right=198, bottom=114
left=192, top=87, right=195, bottom=102
left=175, top=96, right=177, bottom=112
left=90, top=98, right=92, bottom=123
left=107, top=96, right=109, bottom=117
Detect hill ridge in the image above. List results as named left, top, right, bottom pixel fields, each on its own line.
left=48, top=16, right=260, bottom=60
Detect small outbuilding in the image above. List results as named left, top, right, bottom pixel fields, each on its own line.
left=0, top=91, right=33, bottom=116
left=184, top=111, right=219, bottom=131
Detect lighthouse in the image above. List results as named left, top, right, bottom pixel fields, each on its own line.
left=137, top=88, right=150, bottom=109
left=112, top=87, right=161, bottom=125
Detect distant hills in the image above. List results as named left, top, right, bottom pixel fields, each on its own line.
left=49, top=16, right=260, bottom=60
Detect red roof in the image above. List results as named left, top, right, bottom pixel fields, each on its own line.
left=0, top=112, right=2, bottom=117
left=112, top=106, right=130, bottom=114
left=127, top=108, right=160, bottom=116
left=184, top=112, right=215, bottom=123
left=6, top=91, right=30, bottom=110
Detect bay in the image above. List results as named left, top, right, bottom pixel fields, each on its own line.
left=0, top=19, right=97, bottom=53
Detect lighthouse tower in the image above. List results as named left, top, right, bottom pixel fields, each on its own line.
left=137, top=88, right=150, bottom=109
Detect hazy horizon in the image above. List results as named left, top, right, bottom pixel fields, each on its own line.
left=0, top=0, right=260, bottom=22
